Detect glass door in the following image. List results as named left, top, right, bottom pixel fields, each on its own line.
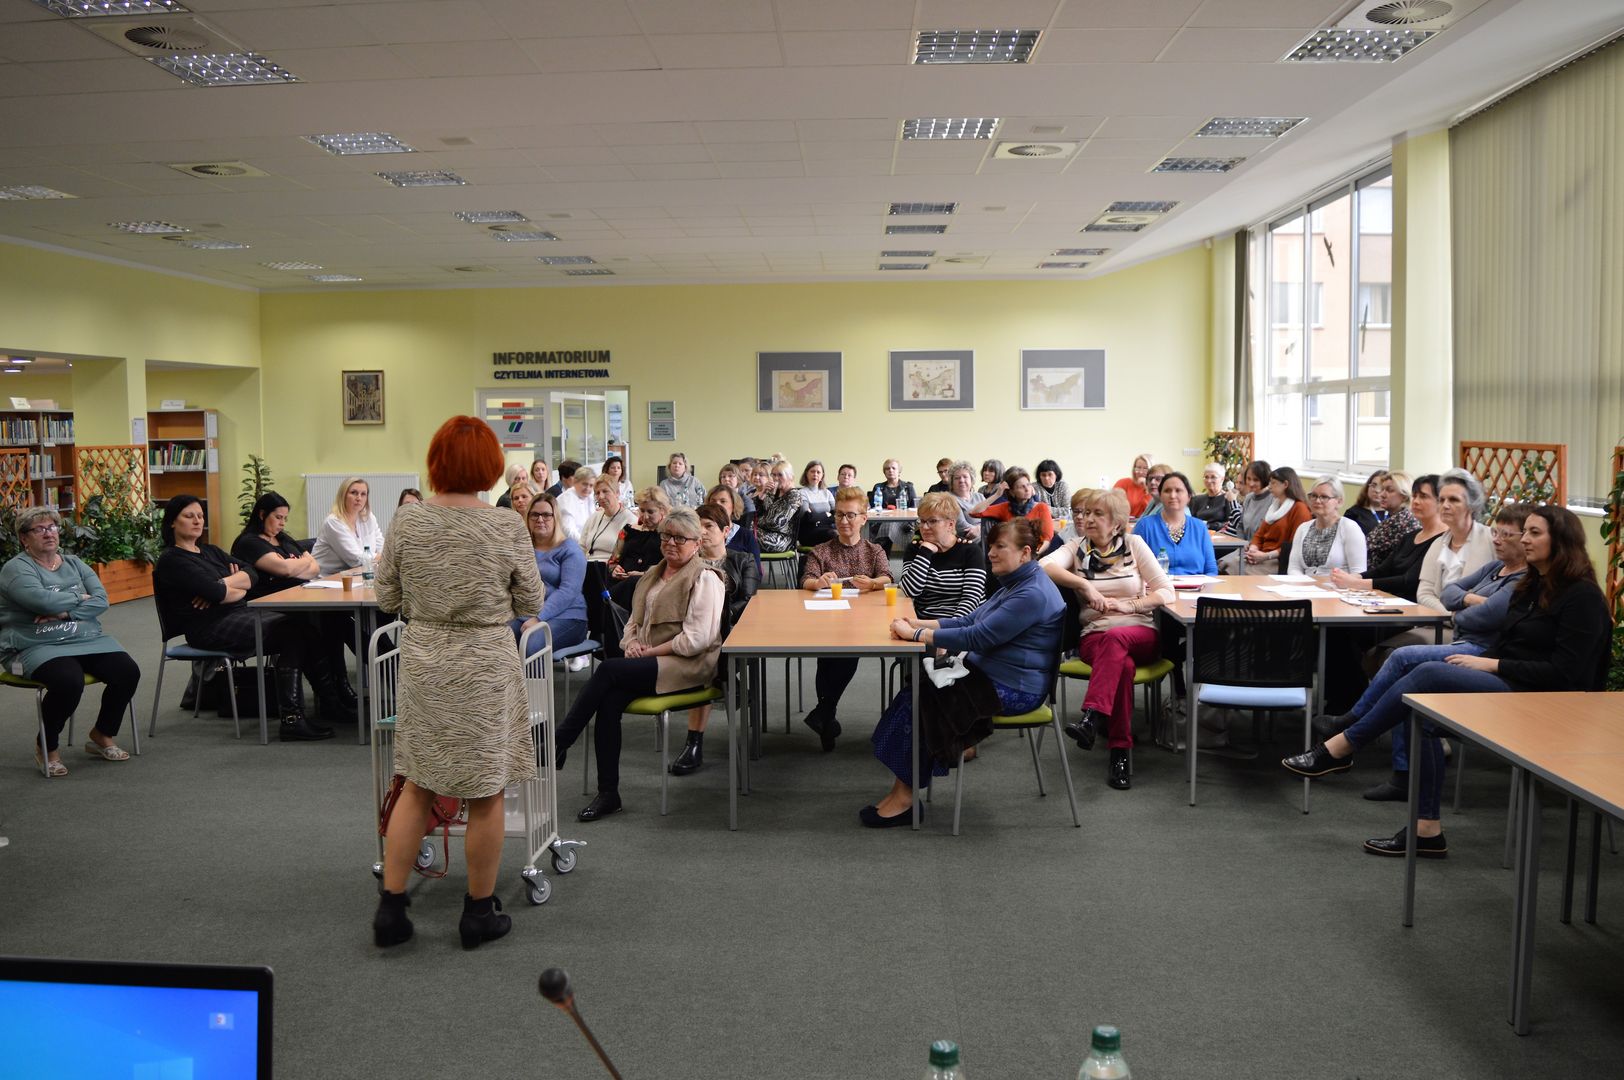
left=475, top=389, right=547, bottom=501
left=550, top=391, right=608, bottom=472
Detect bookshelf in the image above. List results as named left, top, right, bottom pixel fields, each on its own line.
left=147, top=408, right=223, bottom=546
left=0, top=408, right=76, bottom=512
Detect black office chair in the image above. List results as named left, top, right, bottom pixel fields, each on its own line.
left=1187, top=597, right=1317, bottom=810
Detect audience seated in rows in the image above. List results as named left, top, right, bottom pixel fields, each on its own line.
left=608, top=487, right=669, bottom=597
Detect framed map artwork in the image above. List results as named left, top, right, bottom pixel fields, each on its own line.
left=889, top=350, right=975, bottom=411
left=756, top=352, right=842, bottom=412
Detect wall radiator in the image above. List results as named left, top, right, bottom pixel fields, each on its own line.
left=302, top=472, right=420, bottom=540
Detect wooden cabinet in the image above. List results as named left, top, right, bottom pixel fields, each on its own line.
left=147, top=408, right=223, bottom=546
left=0, top=408, right=76, bottom=512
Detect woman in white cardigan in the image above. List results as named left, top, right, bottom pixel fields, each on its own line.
left=1415, top=469, right=1494, bottom=612
left=312, top=476, right=385, bottom=574
left=1288, top=476, right=1368, bottom=576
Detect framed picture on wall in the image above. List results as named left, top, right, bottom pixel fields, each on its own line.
left=1020, top=349, right=1106, bottom=410
left=889, top=350, right=974, bottom=411
left=341, top=370, right=385, bottom=425
left=757, top=352, right=842, bottom=412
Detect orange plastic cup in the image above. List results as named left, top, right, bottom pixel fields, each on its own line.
left=830, top=582, right=844, bottom=599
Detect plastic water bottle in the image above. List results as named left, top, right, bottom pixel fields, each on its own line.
left=361, top=545, right=375, bottom=582
left=897, top=489, right=909, bottom=512
left=872, top=489, right=883, bottom=511
left=923, top=1040, right=966, bottom=1079
left=1157, top=547, right=1171, bottom=574
left=1078, top=1025, right=1131, bottom=1079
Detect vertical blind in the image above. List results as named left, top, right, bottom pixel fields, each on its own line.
left=1451, top=38, right=1624, bottom=503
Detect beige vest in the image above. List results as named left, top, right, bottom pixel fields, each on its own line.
left=629, top=556, right=723, bottom=693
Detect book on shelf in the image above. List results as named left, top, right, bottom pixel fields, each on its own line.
left=0, top=419, right=38, bottom=444
left=148, top=443, right=207, bottom=471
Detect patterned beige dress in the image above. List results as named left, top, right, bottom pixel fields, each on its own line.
left=374, top=502, right=544, bottom=799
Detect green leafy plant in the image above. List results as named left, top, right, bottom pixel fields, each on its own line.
left=1482, top=456, right=1560, bottom=523
left=1202, top=432, right=1250, bottom=486
left=240, top=454, right=274, bottom=525
left=1603, top=441, right=1623, bottom=690
left=66, top=466, right=162, bottom=566
left=0, top=504, right=22, bottom=565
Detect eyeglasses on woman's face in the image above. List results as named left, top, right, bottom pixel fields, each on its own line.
left=27, top=522, right=59, bottom=534
left=528, top=511, right=555, bottom=522
left=833, top=510, right=865, bottom=522
left=659, top=533, right=697, bottom=546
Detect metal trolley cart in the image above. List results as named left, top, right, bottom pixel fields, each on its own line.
left=368, top=620, right=583, bottom=904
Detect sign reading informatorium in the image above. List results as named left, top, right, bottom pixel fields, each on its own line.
left=492, top=349, right=612, bottom=380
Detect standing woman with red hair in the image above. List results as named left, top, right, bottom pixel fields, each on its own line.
left=371, top=416, right=543, bottom=951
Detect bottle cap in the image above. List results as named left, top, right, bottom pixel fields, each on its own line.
left=1091, top=1025, right=1121, bottom=1052
left=929, top=1040, right=960, bottom=1068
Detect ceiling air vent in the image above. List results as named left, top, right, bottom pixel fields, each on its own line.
left=122, top=23, right=206, bottom=49
left=79, top=13, right=229, bottom=55
left=167, top=161, right=268, bottom=178
left=1361, top=1, right=1454, bottom=26
left=994, top=141, right=1079, bottom=159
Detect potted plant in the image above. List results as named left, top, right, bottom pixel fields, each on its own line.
left=66, top=465, right=163, bottom=603
left=1202, top=432, right=1251, bottom=487
left=239, top=453, right=274, bottom=526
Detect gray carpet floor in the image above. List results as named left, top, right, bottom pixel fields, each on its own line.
left=2, top=597, right=1621, bottom=1079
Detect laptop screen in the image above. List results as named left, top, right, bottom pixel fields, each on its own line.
left=0, top=956, right=272, bottom=1079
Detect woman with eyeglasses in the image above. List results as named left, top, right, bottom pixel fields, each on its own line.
left=0, top=507, right=141, bottom=776
left=1344, top=470, right=1390, bottom=535
left=578, top=475, right=635, bottom=561
left=900, top=492, right=987, bottom=620
left=511, top=491, right=588, bottom=658
left=1287, top=476, right=1368, bottom=577
left=553, top=508, right=724, bottom=822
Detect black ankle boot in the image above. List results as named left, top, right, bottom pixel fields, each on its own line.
left=1065, top=709, right=1104, bottom=751
left=335, top=672, right=359, bottom=711
left=459, top=893, right=511, bottom=950
left=1108, top=748, right=1131, bottom=790
left=670, top=731, right=704, bottom=776
left=278, top=674, right=334, bottom=742
left=373, top=890, right=413, bottom=947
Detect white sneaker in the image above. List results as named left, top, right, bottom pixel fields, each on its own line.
left=565, top=655, right=590, bottom=672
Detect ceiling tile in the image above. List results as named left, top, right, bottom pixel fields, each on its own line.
left=1187, top=0, right=1345, bottom=28
left=1075, top=137, right=1176, bottom=160
left=625, top=162, right=720, bottom=180
left=796, top=118, right=899, bottom=141
left=916, top=0, right=1063, bottom=24
left=1159, top=27, right=1316, bottom=62
left=706, top=142, right=803, bottom=162
left=0, top=21, right=127, bottom=63
left=695, top=120, right=797, bottom=142
left=1037, top=27, right=1178, bottom=62
left=1095, top=115, right=1205, bottom=138
left=801, top=140, right=895, bottom=161
left=205, top=7, right=384, bottom=50
left=772, top=0, right=915, bottom=32
left=610, top=143, right=714, bottom=164
left=20, top=58, right=181, bottom=94
left=390, top=41, right=539, bottom=77
left=522, top=146, right=623, bottom=166
left=626, top=0, right=776, bottom=35
left=718, top=161, right=805, bottom=178
left=342, top=1, right=508, bottom=44
left=596, top=123, right=699, bottom=146
left=648, top=33, right=782, bottom=69
left=805, top=160, right=891, bottom=178
left=782, top=31, right=912, bottom=67
left=893, top=159, right=982, bottom=175
left=269, top=46, right=417, bottom=81
left=514, top=35, right=660, bottom=73
left=544, top=164, right=636, bottom=182
left=480, top=0, right=643, bottom=38
left=1053, top=0, right=1202, bottom=27
left=506, top=125, right=608, bottom=148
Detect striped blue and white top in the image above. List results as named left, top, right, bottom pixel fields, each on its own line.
left=899, top=541, right=987, bottom=620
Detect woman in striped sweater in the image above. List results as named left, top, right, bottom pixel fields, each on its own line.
left=900, top=492, right=987, bottom=620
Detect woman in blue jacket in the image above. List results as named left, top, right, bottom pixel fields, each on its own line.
left=512, top=492, right=588, bottom=657
left=862, top=518, right=1064, bottom=827
left=1130, top=471, right=1218, bottom=576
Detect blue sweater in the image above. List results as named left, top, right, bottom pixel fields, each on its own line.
left=534, top=541, right=588, bottom=626
left=1440, top=560, right=1526, bottom=650
left=1132, top=513, right=1218, bottom=576
left=932, top=560, right=1063, bottom=696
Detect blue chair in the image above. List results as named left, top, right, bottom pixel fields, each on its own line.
left=2, top=670, right=139, bottom=777
left=1186, top=597, right=1316, bottom=810
left=147, top=596, right=252, bottom=740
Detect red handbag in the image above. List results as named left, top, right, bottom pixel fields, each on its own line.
left=378, top=774, right=466, bottom=879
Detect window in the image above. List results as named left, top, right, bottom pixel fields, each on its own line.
left=1251, top=165, right=1393, bottom=473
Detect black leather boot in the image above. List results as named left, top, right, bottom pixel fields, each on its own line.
left=373, top=890, right=413, bottom=947
left=179, top=664, right=202, bottom=711
left=670, top=731, right=704, bottom=776
left=459, top=893, right=511, bottom=950
left=1065, top=709, right=1105, bottom=751
left=278, top=669, right=334, bottom=741
left=1108, top=748, right=1131, bottom=790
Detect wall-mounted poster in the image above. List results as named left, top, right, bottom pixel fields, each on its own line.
left=342, top=370, right=385, bottom=425
left=1020, top=349, right=1106, bottom=410
left=757, top=352, right=842, bottom=412
left=889, top=350, right=974, bottom=411
left=648, top=420, right=675, bottom=441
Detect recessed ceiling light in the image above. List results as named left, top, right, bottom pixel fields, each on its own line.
left=538, top=255, right=596, bottom=265
left=1054, top=248, right=1109, bottom=257
left=880, top=264, right=929, bottom=270
left=901, top=117, right=999, bottom=140
left=1084, top=222, right=1145, bottom=233
left=376, top=170, right=465, bottom=187
left=30, top=0, right=188, bottom=15
left=1039, top=261, right=1089, bottom=269
left=2, top=369, right=19, bottom=375
left=1283, top=28, right=1435, bottom=63
left=110, top=221, right=189, bottom=234
left=1153, top=157, right=1245, bottom=173
left=147, top=52, right=299, bottom=86
left=261, top=261, right=323, bottom=271
left=305, top=133, right=414, bottom=156
left=9, top=357, right=32, bottom=365
left=564, top=268, right=614, bottom=277
left=0, top=185, right=76, bottom=200
left=455, top=210, right=528, bottom=224
left=914, top=29, right=1041, bottom=64
left=308, top=274, right=363, bottom=283
left=888, top=202, right=957, bottom=216
left=492, top=230, right=561, bottom=242
left=881, top=250, right=935, bottom=257
left=1107, top=201, right=1178, bottom=214
left=179, top=238, right=250, bottom=250
left=1195, top=116, right=1305, bottom=139
left=886, top=224, right=947, bottom=235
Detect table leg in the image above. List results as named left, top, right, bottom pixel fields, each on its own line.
left=1509, top=767, right=1541, bottom=1034
left=1402, top=710, right=1421, bottom=927
left=254, top=611, right=268, bottom=746
left=910, top=654, right=920, bottom=832
left=1586, top=810, right=1602, bottom=925
left=354, top=609, right=368, bottom=744
left=1313, top=625, right=1327, bottom=723
left=726, top=653, right=737, bottom=831
left=1503, top=768, right=1521, bottom=870
left=1562, top=798, right=1579, bottom=924
left=1185, top=638, right=1197, bottom=807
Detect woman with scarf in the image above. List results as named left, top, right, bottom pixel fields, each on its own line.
left=1359, top=470, right=1421, bottom=568
left=1034, top=459, right=1071, bottom=517
left=1238, top=466, right=1311, bottom=575
left=1331, top=473, right=1444, bottom=601
left=970, top=466, right=1055, bottom=549
left=1042, top=488, right=1174, bottom=790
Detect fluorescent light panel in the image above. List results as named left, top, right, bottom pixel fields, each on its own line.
left=180, top=239, right=250, bottom=250
left=261, top=261, right=323, bottom=271
left=1196, top=116, right=1304, bottom=139
left=1084, top=222, right=1144, bottom=233
left=914, top=29, right=1041, bottom=64
left=376, top=170, right=465, bottom=187
left=888, top=202, right=957, bottom=216
left=492, top=230, right=560, bottom=242
left=881, top=250, right=935, bottom=257
left=30, top=0, right=187, bottom=15
left=308, top=274, right=362, bottom=283
left=901, top=117, right=999, bottom=140
left=148, top=53, right=299, bottom=86
left=1039, top=261, right=1089, bottom=269
left=564, top=268, right=614, bottom=276
left=1153, top=157, right=1244, bottom=173
left=1107, top=200, right=1178, bottom=214
left=886, top=224, right=947, bottom=235
left=1054, top=248, right=1108, bottom=256
left=455, top=210, right=528, bottom=224
left=1284, top=28, right=1435, bottom=63
left=110, top=221, right=189, bottom=234
left=0, top=185, right=75, bottom=200
left=880, top=264, right=928, bottom=270
left=305, top=132, right=414, bottom=156
left=537, top=256, right=595, bottom=265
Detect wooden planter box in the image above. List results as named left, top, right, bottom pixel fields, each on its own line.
left=94, top=558, right=154, bottom=604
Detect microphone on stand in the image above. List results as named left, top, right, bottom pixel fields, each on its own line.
left=539, top=968, right=624, bottom=1080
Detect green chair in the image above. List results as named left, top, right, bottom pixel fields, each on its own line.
left=760, top=550, right=798, bottom=589
left=948, top=700, right=1080, bottom=836
left=1057, top=657, right=1177, bottom=752
left=2, top=670, right=139, bottom=777
left=621, top=686, right=725, bottom=815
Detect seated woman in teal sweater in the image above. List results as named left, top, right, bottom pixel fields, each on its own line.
left=1130, top=471, right=1218, bottom=576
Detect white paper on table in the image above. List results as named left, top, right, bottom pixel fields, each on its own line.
left=301, top=580, right=345, bottom=589
left=1168, top=575, right=1220, bottom=586
left=804, top=600, right=851, bottom=611
left=1268, top=574, right=1317, bottom=583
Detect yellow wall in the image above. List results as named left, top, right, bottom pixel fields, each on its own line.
left=257, top=249, right=1214, bottom=532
